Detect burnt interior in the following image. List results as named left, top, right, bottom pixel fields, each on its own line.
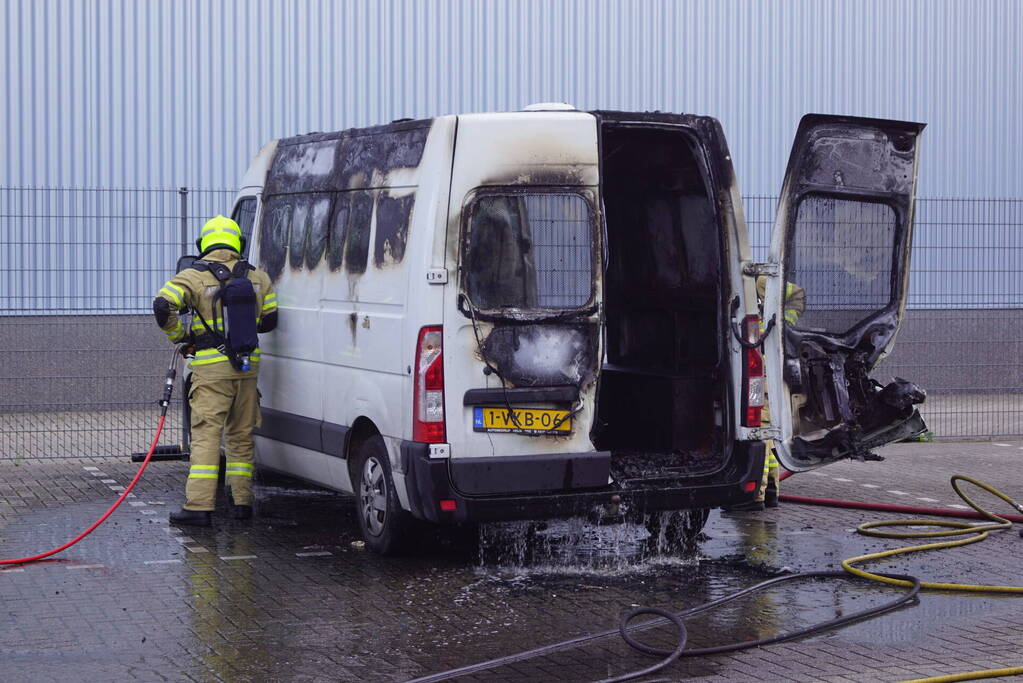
left=593, top=125, right=727, bottom=471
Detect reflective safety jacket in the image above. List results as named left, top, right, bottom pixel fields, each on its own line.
left=154, top=248, right=278, bottom=378
left=757, top=276, right=806, bottom=326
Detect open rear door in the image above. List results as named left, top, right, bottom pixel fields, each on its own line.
left=764, top=114, right=927, bottom=471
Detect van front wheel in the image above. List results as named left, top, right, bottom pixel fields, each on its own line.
left=354, top=436, right=413, bottom=555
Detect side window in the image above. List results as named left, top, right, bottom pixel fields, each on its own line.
left=231, top=197, right=257, bottom=257
left=345, top=191, right=374, bottom=275
left=289, top=197, right=311, bottom=269
left=305, top=195, right=333, bottom=270
left=374, top=193, right=414, bottom=266
left=464, top=193, right=594, bottom=310
left=328, top=193, right=351, bottom=271
left=787, top=195, right=897, bottom=333
left=258, top=196, right=292, bottom=282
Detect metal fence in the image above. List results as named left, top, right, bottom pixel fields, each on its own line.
left=1, top=188, right=1021, bottom=461
left=0, top=188, right=235, bottom=461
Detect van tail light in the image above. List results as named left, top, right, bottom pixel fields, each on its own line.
left=413, top=326, right=446, bottom=443
left=742, top=315, right=765, bottom=427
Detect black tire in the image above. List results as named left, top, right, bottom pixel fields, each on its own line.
left=353, top=435, right=414, bottom=555
left=645, top=508, right=710, bottom=554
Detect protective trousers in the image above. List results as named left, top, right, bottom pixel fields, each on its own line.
left=757, top=440, right=780, bottom=503
left=184, top=374, right=260, bottom=511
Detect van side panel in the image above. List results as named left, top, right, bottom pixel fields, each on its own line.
left=250, top=118, right=455, bottom=496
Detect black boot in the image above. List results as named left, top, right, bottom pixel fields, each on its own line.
left=169, top=509, right=212, bottom=527
left=231, top=503, right=253, bottom=520
left=765, top=480, right=779, bottom=508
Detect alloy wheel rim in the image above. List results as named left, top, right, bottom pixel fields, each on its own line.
left=360, top=456, right=387, bottom=536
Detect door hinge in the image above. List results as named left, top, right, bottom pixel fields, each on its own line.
left=743, top=262, right=780, bottom=277
left=426, top=268, right=448, bottom=284
left=747, top=427, right=781, bottom=441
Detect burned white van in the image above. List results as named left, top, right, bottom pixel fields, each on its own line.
left=230, top=106, right=926, bottom=554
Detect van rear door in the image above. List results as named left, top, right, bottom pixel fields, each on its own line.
left=764, top=114, right=927, bottom=471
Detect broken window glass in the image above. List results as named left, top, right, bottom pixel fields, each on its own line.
left=788, top=195, right=897, bottom=333
left=464, top=193, right=593, bottom=310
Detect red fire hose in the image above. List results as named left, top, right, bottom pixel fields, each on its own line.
left=0, top=351, right=179, bottom=566
left=778, top=469, right=1023, bottom=524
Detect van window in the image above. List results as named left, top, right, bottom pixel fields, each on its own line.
left=328, top=193, right=351, bottom=271
left=464, top=193, right=593, bottom=310
left=231, top=197, right=257, bottom=257
left=258, top=195, right=293, bottom=282
left=374, top=194, right=414, bottom=266
left=345, top=191, right=374, bottom=274
left=788, top=195, right=897, bottom=333
left=289, top=197, right=311, bottom=269
left=305, top=195, right=333, bottom=269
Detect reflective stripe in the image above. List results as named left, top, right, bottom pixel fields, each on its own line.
left=785, top=310, right=800, bottom=324
left=226, top=462, right=254, bottom=471
left=159, top=285, right=183, bottom=307
left=262, top=292, right=277, bottom=302
left=262, top=300, right=277, bottom=311
left=225, top=468, right=254, bottom=477
left=188, top=464, right=219, bottom=479
left=164, top=321, right=184, bottom=339
left=191, top=348, right=261, bottom=366
left=201, top=223, right=241, bottom=235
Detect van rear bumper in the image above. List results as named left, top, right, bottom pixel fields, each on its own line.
left=399, top=441, right=765, bottom=524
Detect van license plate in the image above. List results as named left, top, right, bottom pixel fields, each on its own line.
left=473, top=407, right=572, bottom=434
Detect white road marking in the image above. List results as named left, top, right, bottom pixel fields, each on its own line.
left=220, top=555, right=258, bottom=561
left=994, top=443, right=1012, bottom=447
left=832, top=478, right=853, bottom=482
left=887, top=490, right=908, bottom=496
left=108, top=486, right=125, bottom=492
left=83, top=466, right=99, bottom=471
left=67, top=564, right=105, bottom=570
left=100, top=479, right=117, bottom=484
left=862, top=484, right=880, bottom=489
left=1, top=568, right=26, bottom=573
left=144, top=559, right=182, bottom=565
left=128, top=501, right=147, bottom=507
left=185, top=546, right=209, bottom=553
left=141, top=510, right=158, bottom=515
left=949, top=504, right=970, bottom=509
left=174, top=536, right=195, bottom=544
left=295, top=551, right=333, bottom=558
left=917, top=497, right=939, bottom=503
left=808, top=472, right=825, bottom=476
left=163, top=527, right=183, bottom=534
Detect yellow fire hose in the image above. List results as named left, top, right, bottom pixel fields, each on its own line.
left=838, top=475, right=1023, bottom=683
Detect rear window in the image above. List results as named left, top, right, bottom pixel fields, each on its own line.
left=463, top=193, right=594, bottom=311
left=787, top=195, right=897, bottom=333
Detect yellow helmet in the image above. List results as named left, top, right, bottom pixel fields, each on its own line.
left=196, top=215, right=243, bottom=254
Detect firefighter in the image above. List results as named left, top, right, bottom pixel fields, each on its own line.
left=724, top=277, right=804, bottom=512
left=153, top=215, right=278, bottom=526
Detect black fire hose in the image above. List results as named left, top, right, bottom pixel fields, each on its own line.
left=407, top=571, right=921, bottom=683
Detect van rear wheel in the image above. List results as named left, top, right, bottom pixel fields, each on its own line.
left=354, top=435, right=413, bottom=555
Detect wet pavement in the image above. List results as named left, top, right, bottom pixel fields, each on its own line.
left=2, top=440, right=1023, bottom=682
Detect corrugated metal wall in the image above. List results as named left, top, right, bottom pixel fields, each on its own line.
left=2, top=0, right=1020, bottom=196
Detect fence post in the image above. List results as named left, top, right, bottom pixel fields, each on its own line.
left=179, top=187, right=189, bottom=255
